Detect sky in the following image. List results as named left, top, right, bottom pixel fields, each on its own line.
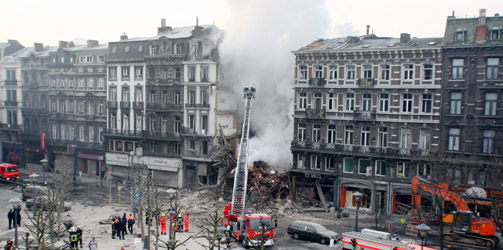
left=1, top=0, right=501, bottom=46
left=1, top=0, right=501, bottom=171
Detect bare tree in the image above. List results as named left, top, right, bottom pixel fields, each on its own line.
left=196, top=210, right=223, bottom=250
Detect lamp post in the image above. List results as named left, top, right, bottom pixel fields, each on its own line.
left=40, top=158, right=48, bottom=184
left=416, top=223, right=431, bottom=250
left=166, top=188, right=177, bottom=242
left=9, top=197, right=22, bottom=247
left=353, top=191, right=363, bottom=232
left=216, top=225, right=227, bottom=250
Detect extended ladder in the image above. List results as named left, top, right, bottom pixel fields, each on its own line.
left=230, top=86, right=256, bottom=215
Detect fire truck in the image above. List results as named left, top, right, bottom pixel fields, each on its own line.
left=0, top=163, right=20, bottom=181
left=223, top=86, right=276, bottom=247
left=341, top=231, right=436, bottom=250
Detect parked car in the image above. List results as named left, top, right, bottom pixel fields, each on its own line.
left=287, top=220, right=338, bottom=245
left=25, top=196, right=72, bottom=211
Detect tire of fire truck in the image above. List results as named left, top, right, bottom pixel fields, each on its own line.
left=293, top=233, right=299, bottom=239
left=320, top=238, right=327, bottom=245
left=241, top=236, right=249, bottom=249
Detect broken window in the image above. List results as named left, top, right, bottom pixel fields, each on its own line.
left=325, top=156, right=335, bottom=171
left=344, top=125, right=353, bottom=145
left=358, top=159, right=370, bottom=175
left=343, top=157, right=354, bottom=173
left=327, top=125, right=336, bottom=144
left=360, top=127, right=370, bottom=146
left=310, top=155, right=321, bottom=170
left=297, top=123, right=306, bottom=142
left=297, top=154, right=305, bottom=169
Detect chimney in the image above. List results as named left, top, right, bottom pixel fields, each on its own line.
left=34, top=43, right=43, bottom=52
left=191, top=16, right=203, bottom=37
left=87, top=40, right=99, bottom=48
left=366, top=25, right=370, bottom=36
left=400, top=33, right=411, bottom=43
left=476, top=9, right=488, bottom=42
left=69, top=41, right=75, bottom=47
left=448, top=10, right=456, bottom=20
left=59, top=41, right=68, bottom=48
left=157, top=18, right=172, bottom=34
left=479, top=9, right=487, bottom=25
left=120, top=32, right=128, bottom=41
left=346, top=36, right=360, bottom=45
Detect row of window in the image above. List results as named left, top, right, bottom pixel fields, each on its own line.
left=50, top=99, right=105, bottom=115
left=108, top=66, right=144, bottom=81
left=78, top=55, right=105, bottom=64
left=448, top=92, right=498, bottom=116
left=298, top=124, right=430, bottom=150
left=50, top=77, right=105, bottom=90
left=455, top=27, right=502, bottom=42
left=298, top=92, right=434, bottom=113
left=298, top=63, right=436, bottom=82
left=298, top=57, right=500, bottom=82
left=297, top=154, right=431, bottom=178
left=447, top=128, right=496, bottom=153
left=50, top=123, right=103, bottom=143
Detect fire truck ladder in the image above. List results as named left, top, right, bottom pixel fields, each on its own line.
left=230, top=86, right=256, bottom=216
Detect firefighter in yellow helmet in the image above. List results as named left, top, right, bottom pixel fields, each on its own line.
left=69, top=227, right=79, bottom=250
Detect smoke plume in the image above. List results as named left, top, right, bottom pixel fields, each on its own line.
left=219, top=0, right=331, bottom=172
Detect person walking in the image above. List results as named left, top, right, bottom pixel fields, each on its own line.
left=177, top=213, right=183, bottom=232
left=8, top=209, right=14, bottom=229
left=69, top=227, right=79, bottom=250
left=88, top=237, right=97, bottom=250
left=121, top=213, right=127, bottom=235
left=127, top=214, right=135, bottom=235
left=184, top=213, right=189, bottom=232
left=16, top=206, right=21, bottom=227
left=159, top=213, right=167, bottom=235
left=76, top=226, right=83, bottom=248
left=115, top=218, right=125, bottom=240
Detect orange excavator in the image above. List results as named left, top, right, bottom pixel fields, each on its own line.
left=411, top=176, right=499, bottom=249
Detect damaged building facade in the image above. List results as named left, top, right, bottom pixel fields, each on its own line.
left=104, top=20, right=237, bottom=188
left=290, top=31, right=443, bottom=215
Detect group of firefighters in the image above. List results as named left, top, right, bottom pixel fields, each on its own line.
left=158, top=211, right=189, bottom=235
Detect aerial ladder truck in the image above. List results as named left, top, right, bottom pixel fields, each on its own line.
left=223, top=86, right=276, bottom=247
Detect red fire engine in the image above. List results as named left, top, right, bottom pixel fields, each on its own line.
left=0, top=163, right=20, bottom=181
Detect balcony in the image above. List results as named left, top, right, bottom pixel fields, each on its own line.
left=107, top=101, right=118, bottom=109
left=197, top=103, right=210, bottom=109
left=309, top=78, right=325, bottom=87
left=4, top=101, right=18, bottom=106
left=357, top=78, right=376, bottom=87
left=103, top=129, right=141, bottom=137
left=353, top=110, right=376, bottom=121
left=4, top=80, right=17, bottom=85
left=120, top=101, right=130, bottom=109
left=133, top=102, right=144, bottom=109
left=55, top=113, right=67, bottom=120
left=141, top=131, right=181, bottom=140
left=185, top=103, right=198, bottom=108
left=306, top=109, right=326, bottom=119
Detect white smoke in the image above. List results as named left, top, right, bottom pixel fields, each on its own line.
left=219, top=0, right=332, bottom=172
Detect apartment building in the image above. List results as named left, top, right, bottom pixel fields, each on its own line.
left=18, top=43, right=55, bottom=164
left=104, top=20, right=236, bottom=188
left=290, top=32, right=443, bottom=215
left=0, top=40, right=25, bottom=164
left=45, top=40, right=108, bottom=177
left=440, top=10, right=503, bottom=192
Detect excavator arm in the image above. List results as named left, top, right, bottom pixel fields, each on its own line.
left=412, top=176, right=470, bottom=212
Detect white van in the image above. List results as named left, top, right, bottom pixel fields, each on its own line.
left=360, top=228, right=392, bottom=240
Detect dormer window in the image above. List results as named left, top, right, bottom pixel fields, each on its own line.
left=149, top=45, right=156, bottom=55
left=491, top=28, right=500, bottom=40
left=455, top=28, right=466, bottom=43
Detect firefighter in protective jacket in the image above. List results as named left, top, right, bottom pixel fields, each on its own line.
left=69, top=227, right=79, bottom=250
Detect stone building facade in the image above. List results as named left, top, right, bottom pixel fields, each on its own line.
left=290, top=33, right=443, bottom=215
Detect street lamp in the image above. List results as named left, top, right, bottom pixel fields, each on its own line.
left=353, top=191, right=363, bottom=232
left=9, top=197, right=22, bottom=247
left=216, top=225, right=227, bottom=250
left=416, top=223, right=431, bottom=250
left=166, top=188, right=177, bottom=242
left=40, top=158, right=48, bottom=184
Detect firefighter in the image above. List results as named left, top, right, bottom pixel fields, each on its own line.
left=177, top=213, right=183, bottom=231
left=184, top=212, right=189, bottom=232
left=160, top=213, right=167, bottom=235
left=121, top=213, right=128, bottom=235
left=225, top=224, right=231, bottom=247
left=111, top=218, right=116, bottom=239
left=127, top=213, right=135, bottom=234
left=76, top=226, right=83, bottom=248
left=171, top=217, right=176, bottom=233
left=69, top=227, right=79, bottom=250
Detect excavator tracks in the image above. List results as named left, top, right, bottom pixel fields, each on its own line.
left=444, top=233, right=498, bottom=249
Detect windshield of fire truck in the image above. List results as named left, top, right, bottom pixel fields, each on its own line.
left=250, top=219, right=273, bottom=231
left=6, top=166, right=18, bottom=172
